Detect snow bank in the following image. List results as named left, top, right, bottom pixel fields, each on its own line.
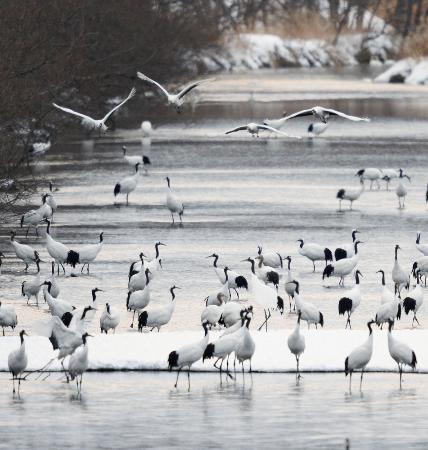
left=0, top=330, right=426, bottom=373
left=200, top=32, right=397, bottom=73
left=375, top=57, right=428, bottom=85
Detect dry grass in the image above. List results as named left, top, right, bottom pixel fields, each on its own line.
left=263, top=14, right=334, bottom=40
left=238, top=10, right=358, bottom=42
left=400, top=26, right=428, bottom=57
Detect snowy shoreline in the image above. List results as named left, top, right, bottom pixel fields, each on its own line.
left=200, top=33, right=397, bottom=73
left=0, top=329, right=426, bottom=374
left=375, top=57, right=428, bottom=85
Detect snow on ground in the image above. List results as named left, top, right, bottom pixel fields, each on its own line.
left=0, top=329, right=425, bottom=373
left=376, top=57, right=428, bottom=85
left=200, top=32, right=397, bottom=73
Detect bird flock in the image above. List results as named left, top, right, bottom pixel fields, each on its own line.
left=1, top=72, right=426, bottom=398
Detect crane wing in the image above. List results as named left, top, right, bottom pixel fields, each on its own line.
left=102, top=87, right=136, bottom=123
left=48, top=316, right=81, bottom=349
left=225, top=126, right=247, bottom=134
left=257, top=124, right=302, bottom=139
left=52, top=103, right=94, bottom=122
left=177, top=78, right=215, bottom=99
left=137, top=72, right=170, bottom=97
left=322, top=108, right=370, bottom=122
left=282, top=109, right=314, bottom=121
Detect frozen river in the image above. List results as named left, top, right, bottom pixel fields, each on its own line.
left=1, top=69, right=428, bottom=448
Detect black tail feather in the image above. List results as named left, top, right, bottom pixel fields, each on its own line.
left=337, top=189, right=345, bottom=199
left=138, top=311, right=148, bottom=331
left=267, top=271, right=279, bottom=286
left=203, top=343, right=215, bottom=361
left=168, top=351, right=178, bottom=370
left=66, top=250, right=79, bottom=267
left=335, top=248, right=347, bottom=261
left=338, top=298, right=352, bottom=315
left=345, top=356, right=349, bottom=376
left=319, top=312, right=324, bottom=327
left=411, top=351, right=417, bottom=369
left=323, top=265, right=334, bottom=280
left=49, top=332, right=59, bottom=350
left=403, top=297, right=416, bottom=315
left=61, top=311, right=73, bottom=327
left=324, top=248, right=333, bottom=262
left=114, top=183, right=121, bottom=196
left=235, top=275, right=248, bottom=290
left=396, top=303, right=402, bottom=320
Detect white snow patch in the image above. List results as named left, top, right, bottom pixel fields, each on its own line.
left=202, top=32, right=397, bottom=73
left=406, top=60, right=428, bottom=85
left=0, top=330, right=424, bottom=374
left=375, top=58, right=416, bottom=83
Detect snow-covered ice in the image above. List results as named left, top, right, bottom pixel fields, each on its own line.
left=376, top=57, right=428, bottom=85
left=0, top=329, right=425, bottom=373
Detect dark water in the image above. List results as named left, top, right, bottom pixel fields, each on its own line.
left=0, top=372, right=427, bottom=449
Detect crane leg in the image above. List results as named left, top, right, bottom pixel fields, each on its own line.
left=296, top=355, right=301, bottom=380
left=346, top=313, right=352, bottom=330
left=187, top=368, right=191, bottom=391
left=174, top=368, right=181, bottom=388
left=61, top=359, right=69, bottom=382
left=399, top=364, right=403, bottom=389
left=130, top=311, right=136, bottom=328
left=349, top=372, right=352, bottom=393
left=60, top=263, right=66, bottom=274
left=171, top=213, right=175, bottom=224
left=233, top=288, right=240, bottom=299
left=312, top=261, right=316, bottom=272
left=81, top=264, right=85, bottom=273
left=12, top=376, right=15, bottom=394
left=360, top=369, right=364, bottom=390
left=414, top=315, right=420, bottom=326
